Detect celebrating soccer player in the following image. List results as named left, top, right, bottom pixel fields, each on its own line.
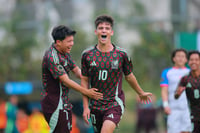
left=41, top=25, right=103, bottom=133
left=81, top=15, right=152, bottom=133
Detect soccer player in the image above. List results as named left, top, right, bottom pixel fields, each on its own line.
left=81, top=15, right=152, bottom=133
left=175, top=50, right=200, bottom=133
left=160, top=48, right=192, bottom=133
left=41, top=25, right=103, bottom=133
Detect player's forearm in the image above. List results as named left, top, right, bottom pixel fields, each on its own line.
left=66, top=79, right=88, bottom=95
left=72, top=66, right=81, bottom=79
left=161, top=86, right=169, bottom=107
left=81, top=75, right=90, bottom=109
left=83, top=95, right=89, bottom=109
left=174, top=93, right=180, bottom=99
left=174, top=86, right=184, bottom=99
left=125, top=73, right=144, bottom=95
left=161, top=87, right=168, bottom=102
left=60, top=74, right=88, bottom=95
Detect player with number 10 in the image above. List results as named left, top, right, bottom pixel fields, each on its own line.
left=81, top=15, right=152, bottom=133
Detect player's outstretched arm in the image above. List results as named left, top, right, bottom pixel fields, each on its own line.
left=59, top=74, right=103, bottom=100
left=125, top=73, right=152, bottom=104
left=71, top=66, right=81, bottom=79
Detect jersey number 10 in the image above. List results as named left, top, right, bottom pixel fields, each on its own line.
left=98, top=70, right=108, bottom=80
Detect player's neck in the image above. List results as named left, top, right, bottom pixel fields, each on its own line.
left=97, top=43, right=113, bottom=52
left=54, top=44, right=65, bottom=54
left=174, top=64, right=186, bottom=68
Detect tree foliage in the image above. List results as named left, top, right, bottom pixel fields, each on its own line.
left=0, top=2, right=39, bottom=82
left=132, top=24, right=173, bottom=95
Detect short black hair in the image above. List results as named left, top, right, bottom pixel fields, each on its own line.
left=95, top=15, right=114, bottom=29
left=51, top=25, right=76, bottom=42
left=188, top=50, right=200, bottom=60
left=171, top=48, right=187, bottom=64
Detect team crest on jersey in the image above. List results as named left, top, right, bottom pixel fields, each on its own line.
left=57, top=65, right=65, bottom=72
left=111, top=60, right=119, bottom=69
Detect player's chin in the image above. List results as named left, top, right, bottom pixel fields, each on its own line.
left=66, top=50, right=71, bottom=53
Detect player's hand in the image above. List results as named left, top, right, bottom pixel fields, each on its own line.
left=83, top=107, right=90, bottom=125
left=138, top=92, right=152, bottom=104
left=86, top=88, right=103, bottom=100
left=164, top=106, right=171, bottom=115
left=175, top=86, right=186, bottom=99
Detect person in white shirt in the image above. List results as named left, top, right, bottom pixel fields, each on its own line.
left=160, top=48, right=192, bottom=133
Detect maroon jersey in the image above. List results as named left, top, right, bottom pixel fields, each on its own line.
left=81, top=44, right=133, bottom=112
left=179, top=72, right=200, bottom=122
left=41, top=44, right=76, bottom=113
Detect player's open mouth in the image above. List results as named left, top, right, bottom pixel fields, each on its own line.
left=191, top=64, right=197, bottom=68
left=101, top=35, right=107, bottom=39
left=67, top=47, right=72, bottom=51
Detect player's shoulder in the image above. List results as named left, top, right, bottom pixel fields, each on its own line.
left=182, top=73, right=190, bottom=78
left=44, top=45, right=60, bottom=64
left=115, top=45, right=128, bottom=54
left=81, top=46, right=95, bottom=56
left=43, top=45, right=54, bottom=58
left=115, top=45, right=132, bottom=57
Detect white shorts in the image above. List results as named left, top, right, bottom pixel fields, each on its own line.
left=167, top=109, right=192, bottom=133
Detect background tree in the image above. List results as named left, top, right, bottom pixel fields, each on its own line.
left=0, top=1, right=39, bottom=82
left=132, top=25, right=173, bottom=96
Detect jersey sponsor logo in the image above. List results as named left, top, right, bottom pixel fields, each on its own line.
left=90, top=61, right=97, bottom=66
left=111, top=60, right=119, bottom=69
left=107, top=113, right=114, bottom=119
left=186, top=82, right=192, bottom=88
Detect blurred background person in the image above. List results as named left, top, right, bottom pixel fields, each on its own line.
left=160, top=48, right=192, bottom=133
left=135, top=94, right=158, bottom=133
left=175, top=50, right=200, bottom=133
left=28, top=108, right=50, bottom=133
left=16, top=109, right=29, bottom=133
left=0, top=94, right=7, bottom=133
left=5, top=95, right=19, bottom=133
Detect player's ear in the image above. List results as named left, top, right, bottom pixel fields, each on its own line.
left=56, top=40, right=62, bottom=46
left=111, top=30, right=114, bottom=36
left=95, top=30, right=97, bottom=35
